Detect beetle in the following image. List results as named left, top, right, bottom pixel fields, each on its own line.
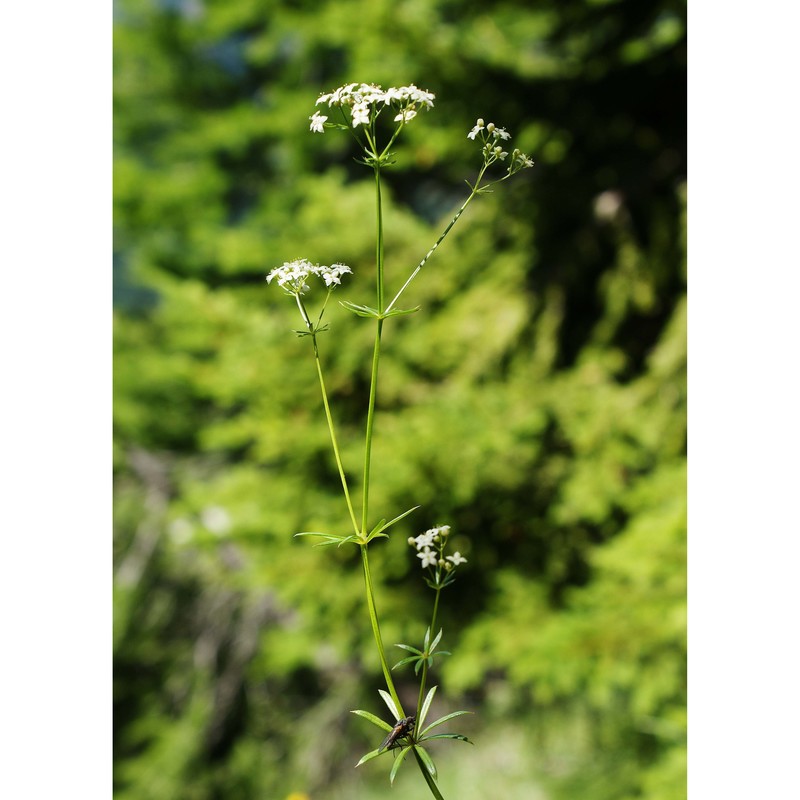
left=379, top=714, right=416, bottom=751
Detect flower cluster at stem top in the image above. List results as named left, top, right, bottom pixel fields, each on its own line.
left=266, top=258, right=352, bottom=295
left=468, top=118, right=535, bottom=177
left=408, top=525, right=467, bottom=588
left=310, top=82, right=436, bottom=133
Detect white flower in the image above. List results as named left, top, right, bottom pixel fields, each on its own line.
left=492, top=126, right=511, bottom=140
left=413, top=530, right=437, bottom=550
left=394, top=108, right=417, bottom=123
left=315, top=82, right=433, bottom=129
left=352, top=101, right=370, bottom=127
left=417, top=547, right=438, bottom=568
left=515, top=152, right=534, bottom=168
left=385, top=84, right=435, bottom=108
left=267, top=258, right=315, bottom=294
left=446, top=551, right=467, bottom=566
left=309, top=111, right=327, bottom=133
left=267, top=259, right=352, bottom=294
left=319, top=262, right=352, bottom=286
left=467, top=119, right=485, bottom=140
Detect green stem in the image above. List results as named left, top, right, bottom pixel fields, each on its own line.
left=361, top=163, right=386, bottom=533
left=416, top=587, right=442, bottom=722
left=361, top=319, right=383, bottom=533
left=412, top=748, right=445, bottom=800
left=311, top=333, right=360, bottom=535
left=361, top=545, right=402, bottom=713
left=385, top=164, right=489, bottom=314
left=374, top=163, right=385, bottom=311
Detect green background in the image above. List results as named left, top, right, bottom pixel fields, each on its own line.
left=113, top=0, right=686, bottom=797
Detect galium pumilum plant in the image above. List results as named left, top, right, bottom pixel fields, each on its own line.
left=267, top=82, right=533, bottom=797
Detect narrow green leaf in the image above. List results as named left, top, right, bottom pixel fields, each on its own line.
left=389, top=746, right=412, bottom=784
left=423, top=627, right=431, bottom=648
left=355, top=748, right=383, bottom=767
left=419, top=733, right=473, bottom=744
left=383, top=305, right=421, bottom=318
left=419, top=685, right=437, bottom=730
left=415, top=745, right=438, bottom=779
left=351, top=709, right=393, bottom=732
left=378, top=690, right=400, bottom=721
left=340, top=301, right=381, bottom=318
left=394, top=643, right=423, bottom=655
left=421, top=710, right=473, bottom=735
left=370, top=505, right=420, bottom=537
left=414, top=659, right=423, bottom=675
left=392, top=655, right=421, bottom=671
left=295, top=531, right=356, bottom=548
left=430, top=628, right=444, bottom=652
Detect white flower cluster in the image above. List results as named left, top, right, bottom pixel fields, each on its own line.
left=408, top=524, right=467, bottom=572
left=310, top=82, right=435, bottom=132
left=467, top=118, right=535, bottom=175
left=266, top=258, right=352, bottom=295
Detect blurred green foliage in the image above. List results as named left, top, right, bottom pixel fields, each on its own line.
left=114, top=0, right=686, bottom=797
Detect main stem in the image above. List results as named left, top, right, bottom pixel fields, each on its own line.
left=361, top=164, right=385, bottom=533
left=412, top=749, right=445, bottom=800
left=362, top=156, right=444, bottom=798
left=360, top=545, right=402, bottom=713
left=359, top=160, right=402, bottom=711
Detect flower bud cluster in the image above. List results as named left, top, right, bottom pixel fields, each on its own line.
left=266, top=258, right=352, bottom=295
left=467, top=118, right=534, bottom=176
left=310, top=82, right=435, bottom=132
left=407, top=524, right=467, bottom=577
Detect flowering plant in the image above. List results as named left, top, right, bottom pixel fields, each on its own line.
left=268, top=82, right=533, bottom=798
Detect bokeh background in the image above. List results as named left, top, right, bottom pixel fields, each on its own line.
left=113, top=0, right=686, bottom=798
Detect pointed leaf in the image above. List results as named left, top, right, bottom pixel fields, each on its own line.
left=392, top=655, right=421, bottom=671
left=355, top=748, right=383, bottom=767
left=295, top=531, right=357, bottom=548
left=383, top=306, right=421, bottom=318
left=394, top=644, right=423, bottom=655
left=351, top=709, right=393, bottom=732
left=340, top=301, right=381, bottom=318
left=423, top=627, right=431, bottom=648
left=389, top=746, right=412, bottom=784
left=414, top=659, right=423, bottom=676
left=370, top=505, right=421, bottom=538
left=419, top=685, right=437, bottom=730
left=430, top=628, right=444, bottom=653
left=421, top=710, right=473, bottom=735
left=378, top=690, right=400, bottom=721
left=415, top=745, right=438, bottom=779
left=419, top=733, right=473, bottom=744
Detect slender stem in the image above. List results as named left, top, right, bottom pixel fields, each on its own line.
left=361, top=163, right=386, bottom=533
left=361, top=320, right=383, bottom=533
left=416, top=588, right=442, bottom=722
left=385, top=165, right=489, bottom=314
left=311, top=333, right=360, bottom=535
left=412, top=748, right=445, bottom=800
left=361, top=545, right=403, bottom=713
left=374, top=164, right=385, bottom=311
